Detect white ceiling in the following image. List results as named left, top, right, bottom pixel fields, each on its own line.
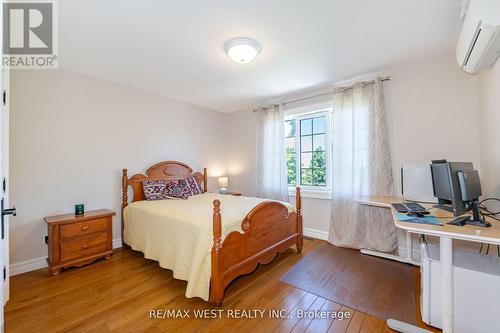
left=59, top=0, right=462, bottom=113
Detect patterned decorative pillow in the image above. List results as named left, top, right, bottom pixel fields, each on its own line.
left=164, top=177, right=204, bottom=199
left=164, top=179, right=192, bottom=199
left=142, top=180, right=168, bottom=201
left=185, top=176, right=203, bottom=195
left=195, top=176, right=205, bottom=193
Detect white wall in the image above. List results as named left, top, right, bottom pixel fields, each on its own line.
left=10, top=70, right=229, bottom=267
left=228, top=55, right=481, bottom=238
left=386, top=56, right=481, bottom=194
left=478, top=63, right=500, bottom=213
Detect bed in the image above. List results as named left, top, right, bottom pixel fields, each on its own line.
left=121, top=161, right=303, bottom=304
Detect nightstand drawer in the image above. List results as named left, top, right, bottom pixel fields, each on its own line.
left=60, top=233, right=108, bottom=262
left=60, top=218, right=108, bottom=240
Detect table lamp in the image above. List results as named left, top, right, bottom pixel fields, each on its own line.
left=218, top=176, right=228, bottom=194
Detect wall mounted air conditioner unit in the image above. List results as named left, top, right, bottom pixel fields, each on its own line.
left=456, top=0, right=500, bottom=74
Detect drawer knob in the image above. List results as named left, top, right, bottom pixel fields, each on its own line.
left=81, top=243, right=89, bottom=249
left=81, top=225, right=90, bottom=231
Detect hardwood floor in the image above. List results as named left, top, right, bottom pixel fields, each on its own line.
left=5, top=239, right=437, bottom=333
left=281, top=242, right=416, bottom=323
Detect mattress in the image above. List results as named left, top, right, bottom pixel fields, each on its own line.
left=123, top=192, right=293, bottom=301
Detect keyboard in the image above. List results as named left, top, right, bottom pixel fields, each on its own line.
left=392, top=202, right=427, bottom=213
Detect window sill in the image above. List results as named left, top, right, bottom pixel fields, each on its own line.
left=288, top=188, right=331, bottom=200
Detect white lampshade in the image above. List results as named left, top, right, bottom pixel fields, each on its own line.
left=224, top=38, right=261, bottom=64
left=218, top=176, right=228, bottom=188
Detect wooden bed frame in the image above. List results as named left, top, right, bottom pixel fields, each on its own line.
left=121, top=161, right=303, bottom=305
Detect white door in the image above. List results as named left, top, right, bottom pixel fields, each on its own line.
left=0, top=69, right=4, bottom=332
left=0, top=66, right=11, bottom=311
left=0, top=2, right=3, bottom=330
left=0, top=2, right=12, bottom=332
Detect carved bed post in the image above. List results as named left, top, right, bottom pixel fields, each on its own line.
left=203, top=168, right=208, bottom=193
left=210, top=199, right=224, bottom=305
left=121, top=169, right=128, bottom=247
left=295, top=187, right=303, bottom=253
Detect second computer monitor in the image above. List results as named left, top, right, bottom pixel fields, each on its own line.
left=430, top=160, right=474, bottom=216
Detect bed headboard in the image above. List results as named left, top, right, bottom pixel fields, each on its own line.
left=121, top=161, right=207, bottom=245
left=122, top=160, right=207, bottom=205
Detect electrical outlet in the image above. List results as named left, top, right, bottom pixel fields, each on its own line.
left=44, top=235, right=48, bottom=244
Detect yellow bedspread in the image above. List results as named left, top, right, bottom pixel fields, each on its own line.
left=123, top=192, right=294, bottom=301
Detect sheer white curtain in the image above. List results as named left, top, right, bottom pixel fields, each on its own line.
left=255, top=104, right=289, bottom=201
left=328, top=77, right=396, bottom=251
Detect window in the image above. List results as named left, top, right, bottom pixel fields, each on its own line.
left=285, top=111, right=330, bottom=195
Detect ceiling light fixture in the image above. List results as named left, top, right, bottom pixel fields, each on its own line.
left=224, top=38, right=261, bottom=64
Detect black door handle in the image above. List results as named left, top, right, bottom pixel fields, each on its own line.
left=3, top=207, right=16, bottom=217
left=1, top=198, right=16, bottom=239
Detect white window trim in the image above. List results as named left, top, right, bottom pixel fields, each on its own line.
left=285, top=108, right=332, bottom=199
left=288, top=187, right=331, bottom=199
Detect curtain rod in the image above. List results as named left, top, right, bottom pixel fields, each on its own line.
left=283, top=75, right=390, bottom=106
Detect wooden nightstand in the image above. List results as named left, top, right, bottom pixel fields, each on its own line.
left=44, top=209, right=115, bottom=275
left=225, top=191, right=241, bottom=196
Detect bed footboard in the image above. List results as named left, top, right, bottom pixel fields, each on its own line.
left=210, top=187, right=303, bottom=305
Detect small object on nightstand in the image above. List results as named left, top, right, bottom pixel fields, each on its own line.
left=225, top=191, right=242, bottom=196
left=44, top=209, right=115, bottom=275
left=218, top=176, right=229, bottom=194
left=74, top=203, right=84, bottom=215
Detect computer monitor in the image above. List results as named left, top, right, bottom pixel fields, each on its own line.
left=430, top=160, right=472, bottom=215
left=430, top=160, right=490, bottom=227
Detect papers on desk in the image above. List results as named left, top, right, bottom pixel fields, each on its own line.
left=395, top=213, right=443, bottom=226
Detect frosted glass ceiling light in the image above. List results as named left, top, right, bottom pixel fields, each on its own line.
left=224, top=38, right=261, bottom=64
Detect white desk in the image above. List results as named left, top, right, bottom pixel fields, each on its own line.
left=359, top=196, right=500, bottom=333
